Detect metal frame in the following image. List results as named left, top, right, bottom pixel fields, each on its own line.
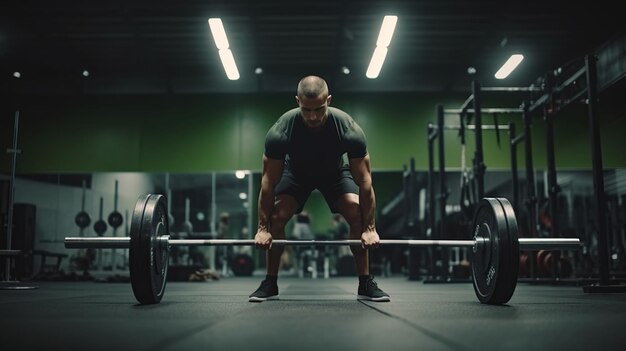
left=64, top=236, right=582, bottom=251
left=4, top=111, right=20, bottom=282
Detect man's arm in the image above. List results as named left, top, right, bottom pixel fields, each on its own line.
left=256, top=155, right=284, bottom=246
left=349, top=154, right=378, bottom=242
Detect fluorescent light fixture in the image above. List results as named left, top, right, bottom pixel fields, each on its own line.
left=366, top=47, right=388, bottom=79
left=376, top=16, right=398, bottom=47
left=208, top=18, right=240, bottom=80
left=218, top=49, right=240, bottom=80
left=366, top=16, right=397, bottom=79
left=495, top=54, right=524, bottom=79
left=208, top=18, right=229, bottom=49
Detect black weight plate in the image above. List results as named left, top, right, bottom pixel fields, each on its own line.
left=129, top=194, right=151, bottom=304
left=129, top=194, right=170, bottom=305
left=93, top=220, right=108, bottom=236
left=144, top=195, right=169, bottom=302
left=108, top=211, right=124, bottom=228
left=231, top=254, right=254, bottom=276
left=75, top=211, right=91, bottom=229
left=471, top=198, right=518, bottom=304
left=493, top=198, right=519, bottom=303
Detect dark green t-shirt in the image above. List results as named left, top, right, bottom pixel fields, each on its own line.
left=264, top=107, right=367, bottom=178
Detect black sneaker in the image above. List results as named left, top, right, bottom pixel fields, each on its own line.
left=357, top=276, right=390, bottom=302
left=248, top=279, right=279, bottom=302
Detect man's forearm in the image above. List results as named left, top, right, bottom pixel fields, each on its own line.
left=257, top=181, right=275, bottom=231
left=359, top=185, right=376, bottom=231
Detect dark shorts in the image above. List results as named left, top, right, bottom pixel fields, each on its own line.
left=274, top=167, right=359, bottom=213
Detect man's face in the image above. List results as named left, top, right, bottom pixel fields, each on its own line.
left=296, top=93, right=332, bottom=130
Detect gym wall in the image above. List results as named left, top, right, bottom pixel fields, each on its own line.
left=2, top=90, right=625, bottom=174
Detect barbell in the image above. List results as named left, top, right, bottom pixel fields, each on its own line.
left=64, top=194, right=581, bottom=305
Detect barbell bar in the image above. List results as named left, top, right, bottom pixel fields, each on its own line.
left=64, top=237, right=581, bottom=250
left=63, top=194, right=582, bottom=306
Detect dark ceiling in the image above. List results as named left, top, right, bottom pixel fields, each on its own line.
left=1, top=0, right=622, bottom=95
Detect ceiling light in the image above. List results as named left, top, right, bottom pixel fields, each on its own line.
left=239, top=192, right=248, bottom=200
left=82, top=70, right=90, bottom=77
left=341, top=66, right=350, bottom=75
left=208, top=18, right=230, bottom=50
left=218, top=49, right=240, bottom=80
left=235, top=170, right=246, bottom=179
left=495, top=54, right=524, bottom=79
left=366, top=15, right=397, bottom=79
left=366, top=47, right=388, bottom=79
left=208, top=18, right=240, bottom=80
left=376, top=16, right=398, bottom=47
left=254, top=67, right=263, bottom=75
left=13, top=72, right=21, bottom=78
left=467, top=67, right=477, bottom=75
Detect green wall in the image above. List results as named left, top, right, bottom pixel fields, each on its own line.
left=3, top=91, right=624, bottom=174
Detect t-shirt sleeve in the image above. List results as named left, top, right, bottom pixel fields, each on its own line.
left=264, top=127, right=288, bottom=160
left=344, top=121, right=368, bottom=159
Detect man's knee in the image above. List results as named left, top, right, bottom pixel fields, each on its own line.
left=334, top=193, right=361, bottom=224
left=270, top=210, right=291, bottom=230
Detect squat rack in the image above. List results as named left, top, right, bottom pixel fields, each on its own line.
left=426, top=82, right=519, bottom=280
left=426, top=32, right=626, bottom=290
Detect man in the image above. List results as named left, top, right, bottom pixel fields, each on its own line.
left=249, top=75, right=390, bottom=302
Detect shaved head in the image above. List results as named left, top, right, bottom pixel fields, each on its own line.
left=297, top=75, right=329, bottom=99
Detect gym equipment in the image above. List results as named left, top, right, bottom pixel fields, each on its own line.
left=231, top=254, right=254, bottom=276
left=181, top=197, right=193, bottom=234
left=74, top=180, right=91, bottom=231
left=93, top=197, right=108, bottom=236
left=107, top=180, right=123, bottom=229
left=64, top=194, right=581, bottom=305
left=128, top=194, right=168, bottom=304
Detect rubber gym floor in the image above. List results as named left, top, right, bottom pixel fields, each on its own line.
left=1, top=276, right=625, bottom=351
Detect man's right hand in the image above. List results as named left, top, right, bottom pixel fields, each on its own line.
left=254, top=229, right=273, bottom=250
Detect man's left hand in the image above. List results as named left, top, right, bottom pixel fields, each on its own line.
left=361, top=229, right=380, bottom=249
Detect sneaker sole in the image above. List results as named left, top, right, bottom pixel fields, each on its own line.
left=248, top=295, right=280, bottom=302
left=357, top=295, right=390, bottom=302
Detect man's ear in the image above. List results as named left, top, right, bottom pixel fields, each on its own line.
left=295, top=96, right=300, bottom=105
left=327, top=95, right=332, bottom=106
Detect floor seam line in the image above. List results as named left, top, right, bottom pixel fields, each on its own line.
left=358, top=300, right=473, bottom=351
